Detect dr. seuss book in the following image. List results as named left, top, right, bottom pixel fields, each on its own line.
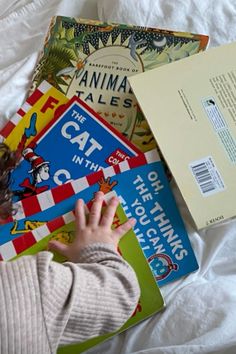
left=31, top=16, right=209, bottom=152
left=0, top=81, right=54, bottom=142
left=129, top=41, right=236, bottom=229
left=10, top=95, right=140, bottom=202
left=1, top=195, right=164, bottom=354
left=1, top=150, right=198, bottom=286
left=3, top=81, right=69, bottom=151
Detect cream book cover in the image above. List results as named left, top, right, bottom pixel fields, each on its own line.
left=129, top=41, right=236, bottom=229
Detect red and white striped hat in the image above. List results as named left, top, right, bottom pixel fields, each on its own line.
left=22, top=147, right=49, bottom=173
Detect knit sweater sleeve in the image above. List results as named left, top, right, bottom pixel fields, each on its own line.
left=37, top=244, right=140, bottom=351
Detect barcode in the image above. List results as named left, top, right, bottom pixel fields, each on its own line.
left=190, top=156, right=225, bottom=196
left=190, top=161, right=216, bottom=194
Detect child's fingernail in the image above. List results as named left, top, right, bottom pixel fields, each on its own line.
left=96, top=191, right=104, bottom=197
left=112, top=196, right=119, bottom=203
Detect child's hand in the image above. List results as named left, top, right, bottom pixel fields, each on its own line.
left=48, top=191, right=136, bottom=263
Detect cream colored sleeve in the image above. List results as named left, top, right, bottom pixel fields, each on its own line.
left=0, top=255, right=51, bottom=354
left=37, top=244, right=140, bottom=351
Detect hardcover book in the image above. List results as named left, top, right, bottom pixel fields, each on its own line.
left=0, top=81, right=53, bottom=142
left=0, top=150, right=198, bottom=287
left=31, top=16, right=209, bottom=152
left=3, top=81, right=69, bottom=151
left=129, top=41, right=236, bottom=229
left=10, top=95, right=140, bottom=202
left=5, top=195, right=164, bottom=354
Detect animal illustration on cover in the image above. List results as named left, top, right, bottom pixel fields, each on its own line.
left=32, top=17, right=208, bottom=152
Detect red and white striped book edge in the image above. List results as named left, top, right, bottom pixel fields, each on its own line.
left=0, top=81, right=53, bottom=141
left=0, top=192, right=116, bottom=261
left=10, top=149, right=160, bottom=221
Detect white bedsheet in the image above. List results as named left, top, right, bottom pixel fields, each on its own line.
left=0, top=1, right=236, bottom=353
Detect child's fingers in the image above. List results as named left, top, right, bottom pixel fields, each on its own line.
left=75, top=199, right=86, bottom=230
left=100, top=196, right=120, bottom=227
left=48, top=240, right=70, bottom=258
left=88, top=191, right=104, bottom=226
left=113, top=218, right=136, bottom=242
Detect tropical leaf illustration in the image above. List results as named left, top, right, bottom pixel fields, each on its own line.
left=123, top=114, right=132, bottom=135
left=143, top=41, right=201, bottom=70
left=65, top=27, right=75, bottom=42
left=34, top=45, right=77, bottom=90
left=135, top=109, right=145, bottom=126
left=133, top=131, right=149, bottom=137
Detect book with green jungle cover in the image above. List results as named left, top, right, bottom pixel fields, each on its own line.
left=31, top=16, right=209, bottom=152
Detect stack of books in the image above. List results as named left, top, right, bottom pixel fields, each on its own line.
left=0, top=16, right=209, bottom=353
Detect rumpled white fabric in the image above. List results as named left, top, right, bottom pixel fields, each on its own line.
left=0, top=0, right=98, bottom=126
left=0, top=1, right=236, bottom=354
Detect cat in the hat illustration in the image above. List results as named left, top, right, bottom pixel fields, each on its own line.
left=13, top=112, right=51, bottom=200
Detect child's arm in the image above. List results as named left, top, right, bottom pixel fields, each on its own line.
left=0, top=192, right=140, bottom=353
left=38, top=192, right=140, bottom=349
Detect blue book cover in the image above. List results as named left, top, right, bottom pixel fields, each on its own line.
left=1, top=149, right=198, bottom=286
left=10, top=96, right=140, bottom=202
